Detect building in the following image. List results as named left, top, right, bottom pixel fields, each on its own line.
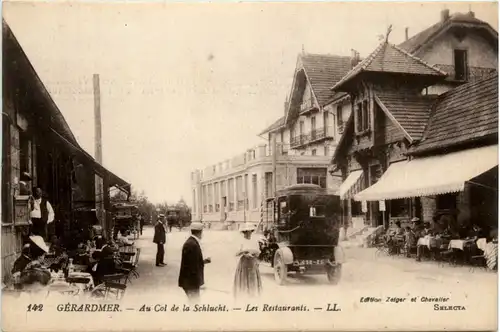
left=1, top=20, right=131, bottom=280
left=331, top=10, right=498, bottom=230
left=190, top=143, right=334, bottom=225
left=190, top=53, right=358, bottom=226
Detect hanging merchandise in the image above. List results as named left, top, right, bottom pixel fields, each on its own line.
left=361, top=201, right=368, bottom=213
left=379, top=200, right=386, bottom=212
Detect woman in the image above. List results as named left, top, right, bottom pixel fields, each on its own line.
left=12, top=235, right=51, bottom=291
left=233, top=223, right=262, bottom=299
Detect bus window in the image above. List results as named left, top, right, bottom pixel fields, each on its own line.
left=310, top=205, right=325, bottom=217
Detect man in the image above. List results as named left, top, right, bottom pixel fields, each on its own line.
left=153, top=215, right=167, bottom=267
left=139, top=215, right=145, bottom=235
left=178, top=222, right=211, bottom=303
left=29, top=187, right=55, bottom=240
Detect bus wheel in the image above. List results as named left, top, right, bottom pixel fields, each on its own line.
left=327, top=264, right=342, bottom=285
left=273, top=251, right=288, bottom=285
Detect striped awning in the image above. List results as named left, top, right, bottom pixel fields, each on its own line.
left=339, top=170, right=363, bottom=199
left=354, top=145, right=498, bottom=201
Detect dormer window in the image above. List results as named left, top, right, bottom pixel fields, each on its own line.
left=355, top=99, right=370, bottom=135
left=454, top=49, right=468, bottom=81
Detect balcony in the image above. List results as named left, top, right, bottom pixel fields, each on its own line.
left=299, top=98, right=319, bottom=115
left=290, top=134, right=309, bottom=148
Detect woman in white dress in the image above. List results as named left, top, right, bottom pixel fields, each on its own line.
left=233, top=223, right=262, bottom=298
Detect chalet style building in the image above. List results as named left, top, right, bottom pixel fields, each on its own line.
left=191, top=53, right=358, bottom=225
left=331, top=10, right=498, bottom=230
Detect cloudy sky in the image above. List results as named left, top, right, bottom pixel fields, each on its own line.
left=3, top=1, right=497, bottom=204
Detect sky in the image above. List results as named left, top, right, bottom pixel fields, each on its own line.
left=3, top=1, right=498, bottom=205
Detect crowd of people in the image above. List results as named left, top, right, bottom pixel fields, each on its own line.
left=6, top=186, right=144, bottom=296
left=380, top=213, right=497, bottom=268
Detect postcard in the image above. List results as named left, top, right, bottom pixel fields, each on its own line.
left=1, top=1, right=498, bottom=331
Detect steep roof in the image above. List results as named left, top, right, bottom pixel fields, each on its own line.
left=300, top=54, right=352, bottom=106
left=332, top=42, right=447, bottom=91
left=410, top=73, right=498, bottom=154
left=258, top=116, right=285, bottom=136
left=399, top=12, right=498, bottom=55
left=4, top=20, right=131, bottom=191
left=375, top=92, right=438, bottom=141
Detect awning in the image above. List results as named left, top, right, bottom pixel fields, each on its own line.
left=50, top=128, right=131, bottom=195
left=339, top=170, right=363, bottom=199
left=354, top=145, right=498, bottom=201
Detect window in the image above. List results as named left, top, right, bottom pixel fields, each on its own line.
left=208, top=183, right=213, bottom=212
left=192, top=189, right=196, bottom=213
left=312, top=149, right=317, bottom=156
left=454, top=49, right=468, bottom=81
left=437, top=193, right=457, bottom=210
left=323, top=111, right=329, bottom=136
left=244, top=174, right=249, bottom=209
left=228, top=178, right=235, bottom=211
left=19, top=131, right=30, bottom=175
left=265, top=172, right=273, bottom=198
left=203, top=185, right=208, bottom=213
left=252, top=174, right=258, bottom=209
left=336, top=105, right=343, bottom=126
left=390, top=199, right=410, bottom=217
left=236, top=176, right=244, bottom=210
left=311, top=116, right=316, bottom=131
left=324, top=145, right=329, bottom=156
left=296, top=168, right=327, bottom=188
left=214, top=182, right=220, bottom=212
left=280, top=130, right=284, bottom=143
left=355, top=100, right=370, bottom=134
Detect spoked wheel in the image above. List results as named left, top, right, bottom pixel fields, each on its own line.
left=273, top=252, right=288, bottom=285
left=327, top=264, right=342, bottom=285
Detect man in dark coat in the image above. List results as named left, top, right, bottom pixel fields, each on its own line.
left=153, top=215, right=167, bottom=267
left=178, top=222, right=211, bottom=302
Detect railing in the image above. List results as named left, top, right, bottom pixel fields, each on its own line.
left=300, top=98, right=318, bottom=114
left=290, top=134, right=308, bottom=148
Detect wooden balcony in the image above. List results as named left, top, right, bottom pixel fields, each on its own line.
left=290, top=134, right=309, bottom=148
left=299, top=98, right=319, bottom=115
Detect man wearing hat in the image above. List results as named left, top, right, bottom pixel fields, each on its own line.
left=153, top=215, right=167, bottom=267
left=178, top=222, right=211, bottom=302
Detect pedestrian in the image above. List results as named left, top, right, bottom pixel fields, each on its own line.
left=233, top=222, right=262, bottom=299
left=139, top=215, right=145, bottom=235
left=29, top=187, right=55, bottom=241
left=178, top=222, right=211, bottom=303
left=153, top=215, right=167, bottom=267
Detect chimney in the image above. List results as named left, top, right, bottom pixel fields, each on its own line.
left=441, top=9, right=450, bottom=23
left=350, top=49, right=360, bottom=68
left=405, top=27, right=409, bottom=41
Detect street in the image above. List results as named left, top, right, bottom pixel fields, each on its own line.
left=116, top=226, right=497, bottom=330
left=5, top=226, right=497, bottom=332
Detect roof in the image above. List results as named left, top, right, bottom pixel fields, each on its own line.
left=399, top=12, right=498, bottom=55
left=261, top=53, right=352, bottom=135
left=410, top=73, right=498, bottom=154
left=375, top=92, right=439, bottom=141
left=331, top=42, right=447, bottom=91
left=300, top=53, right=352, bottom=106
left=258, top=116, right=285, bottom=136
left=3, top=20, right=131, bottom=193
left=436, top=64, right=497, bottom=82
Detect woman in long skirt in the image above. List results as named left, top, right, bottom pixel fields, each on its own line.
left=233, top=223, right=262, bottom=298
